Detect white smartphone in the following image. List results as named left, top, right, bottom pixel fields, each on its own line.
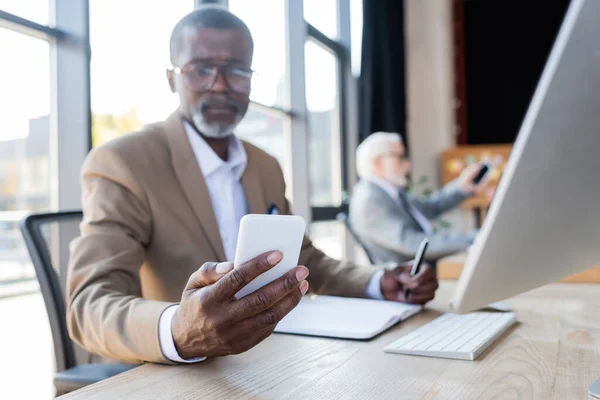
left=233, top=214, right=306, bottom=299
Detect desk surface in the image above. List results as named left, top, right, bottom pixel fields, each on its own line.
left=59, top=282, right=600, bottom=400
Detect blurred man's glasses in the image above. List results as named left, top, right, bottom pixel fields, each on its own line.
left=173, top=62, right=254, bottom=94
left=383, top=152, right=409, bottom=162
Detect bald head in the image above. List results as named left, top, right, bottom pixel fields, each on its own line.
left=169, top=6, right=254, bottom=65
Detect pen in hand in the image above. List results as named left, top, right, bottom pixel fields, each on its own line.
left=404, top=238, right=429, bottom=301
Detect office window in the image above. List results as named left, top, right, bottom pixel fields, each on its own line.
left=235, top=107, right=286, bottom=167
left=305, top=40, right=342, bottom=207
left=304, top=0, right=338, bottom=39
left=310, top=221, right=344, bottom=260
left=350, top=0, right=363, bottom=76
left=90, top=0, right=192, bottom=147
left=229, top=1, right=290, bottom=175
left=0, top=28, right=51, bottom=283
left=0, top=28, right=51, bottom=212
left=0, top=0, right=50, bottom=26
left=229, top=0, right=287, bottom=108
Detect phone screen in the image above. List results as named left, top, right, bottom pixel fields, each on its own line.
left=472, top=164, right=490, bottom=184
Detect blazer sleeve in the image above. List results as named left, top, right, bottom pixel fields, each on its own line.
left=409, top=179, right=471, bottom=219
left=353, top=194, right=476, bottom=261
left=66, top=145, right=175, bottom=364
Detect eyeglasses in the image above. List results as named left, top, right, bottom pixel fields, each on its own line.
left=382, top=152, right=409, bottom=162
left=173, top=62, right=254, bottom=94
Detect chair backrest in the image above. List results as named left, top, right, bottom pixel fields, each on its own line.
left=20, top=211, right=83, bottom=372
left=336, top=212, right=377, bottom=265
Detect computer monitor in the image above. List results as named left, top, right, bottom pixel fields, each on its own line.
left=450, top=0, right=600, bottom=314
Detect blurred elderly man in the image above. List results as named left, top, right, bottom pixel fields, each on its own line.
left=349, top=132, right=488, bottom=264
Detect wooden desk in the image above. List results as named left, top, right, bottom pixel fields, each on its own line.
left=58, top=282, right=600, bottom=400
left=438, top=252, right=600, bottom=283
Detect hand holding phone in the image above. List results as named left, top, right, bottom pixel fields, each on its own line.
left=233, top=214, right=306, bottom=299
left=404, top=238, right=429, bottom=300
left=459, top=162, right=492, bottom=194
left=472, top=163, right=491, bottom=185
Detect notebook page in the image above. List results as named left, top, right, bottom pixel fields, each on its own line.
left=274, top=295, right=422, bottom=339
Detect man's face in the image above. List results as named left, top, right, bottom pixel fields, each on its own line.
left=168, top=27, right=252, bottom=138
left=375, top=142, right=412, bottom=186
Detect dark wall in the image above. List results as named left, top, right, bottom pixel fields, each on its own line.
left=463, top=0, right=570, bottom=144
left=359, top=0, right=407, bottom=148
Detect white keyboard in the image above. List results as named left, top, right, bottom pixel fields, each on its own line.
left=384, top=312, right=517, bottom=361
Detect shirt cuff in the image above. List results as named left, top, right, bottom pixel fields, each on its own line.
left=158, top=305, right=207, bottom=363
left=366, top=269, right=385, bottom=300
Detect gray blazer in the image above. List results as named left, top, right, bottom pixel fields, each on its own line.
left=349, top=179, right=477, bottom=264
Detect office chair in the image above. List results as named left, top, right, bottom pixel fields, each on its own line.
left=336, top=212, right=377, bottom=264
left=20, top=211, right=137, bottom=396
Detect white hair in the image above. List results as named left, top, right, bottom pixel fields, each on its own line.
left=356, top=132, right=403, bottom=180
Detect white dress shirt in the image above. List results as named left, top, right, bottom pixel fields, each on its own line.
left=158, top=122, right=384, bottom=362
left=185, top=122, right=248, bottom=261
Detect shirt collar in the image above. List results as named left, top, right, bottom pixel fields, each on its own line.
left=368, top=177, right=404, bottom=201
left=183, top=121, right=247, bottom=180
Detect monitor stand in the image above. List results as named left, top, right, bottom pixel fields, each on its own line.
left=589, top=377, right=600, bottom=398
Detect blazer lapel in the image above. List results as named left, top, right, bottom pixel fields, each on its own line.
left=163, top=111, right=226, bottom=261
left=398, top=189, right=428, bottom=233
left=241, top=142, right=268, bottom=215
left=368, top=181, right=426, bottom=232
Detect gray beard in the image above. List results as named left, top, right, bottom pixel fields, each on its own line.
left=383, top=162, right=408, bottom=187
left=192, top=112, right=239, bottom=139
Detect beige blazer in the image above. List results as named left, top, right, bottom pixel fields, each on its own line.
left=67, top=110, right=381, bottom=364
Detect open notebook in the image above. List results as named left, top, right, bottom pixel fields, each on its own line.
left=274, top=295, right=422, bottom=340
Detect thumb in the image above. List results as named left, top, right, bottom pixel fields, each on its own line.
left=396, top=271, right=418, bottom=289
left=185, top=262, right=234, bottom=292
left=465, top=162, right=482, bottom=175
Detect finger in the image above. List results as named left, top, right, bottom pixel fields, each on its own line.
left=227, top=284, right=307, bottom=354
left=396, top=271, right=415, bottom=288
left=392, top=263, right=411, bottom=273
left=411, top=264, right=436, bottom=285
left=233, top=323, right=278, bottom=355
left=396, top=264, right=435, bottom=290
left=390, top=262, right=413, bottom=285
left=409, top=280, right=439, bottom=296
left=395, top=290, right=408, bottom=303
left=405, top=291, right=435, bottom=305
left=238, top=282, right=307, bottom=333
left=210, top=251, right=283, bottom=300
left=392, top=288, right=434, bottom=304
left=465, top=162, right=482, bottom=177
left=229, top=266, right=309, bottom=319
left=480, top=169, right=491, bottom=184
left=185, top=262, right=234, bottom=291
left=475, top=173, right=491, bottom=191
left=381, top=270, right=402, bottom=295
